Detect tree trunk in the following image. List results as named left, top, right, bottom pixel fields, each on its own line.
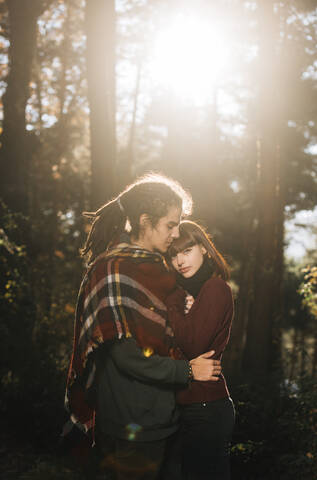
left=85, top=0, right=116, bottom=209
left=126, top=59, right=142, bottom=181
left=0, top=0, right=46, bottom=214
left=224, top=136, right=258, bottom=381
left=242, top=1, right=281, bottom=382
left=299, top=329, right=306, bottom=377
left=117, top=58, right=142, bottom=191
left=224, top=218, right=257, bottom=381
left=312, top=328, right=317, bottom=378
left=269, top=142, right=285, bottom=376
left=289, top=328, right=299, bottom=380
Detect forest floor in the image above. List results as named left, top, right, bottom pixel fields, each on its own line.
left=0, top=432, right=83, bottom=480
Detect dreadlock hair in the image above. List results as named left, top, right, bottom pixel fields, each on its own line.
left=81, top=173, right=192, bottom=264
left=168, top=220, right=230, bottom=281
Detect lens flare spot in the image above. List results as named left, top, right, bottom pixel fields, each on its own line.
left=143, top=347, right=154, bottom=357
left=126, top=423, right=142, bottom=441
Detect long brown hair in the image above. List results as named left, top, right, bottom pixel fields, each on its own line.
left=168, top=220, right=230, bottom=281
left=81, top=173, right=192, bottom=264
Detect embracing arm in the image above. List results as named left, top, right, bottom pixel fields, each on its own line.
left=109, top=337, right=221, bottom=384
left=94, top=257, right=221, bottom=385
left=109, top=337, right=188, bottom=385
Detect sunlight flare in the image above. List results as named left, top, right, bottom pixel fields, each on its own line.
left=149, top=14, right=232, bottom=103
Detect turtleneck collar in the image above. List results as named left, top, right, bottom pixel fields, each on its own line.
left=176, top=257, right=214, bottom=298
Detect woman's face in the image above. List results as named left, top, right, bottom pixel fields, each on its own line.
left=138, top=205, right=181, bottom=253
left=171, top=244, right=206, bottom=278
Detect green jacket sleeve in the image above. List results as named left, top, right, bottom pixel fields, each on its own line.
left=109, top=337, right=189, bottom=386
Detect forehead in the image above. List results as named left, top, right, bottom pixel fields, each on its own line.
left=172, top=243, right=199, bottom=255
left=168, top=229, right=196, bottom=256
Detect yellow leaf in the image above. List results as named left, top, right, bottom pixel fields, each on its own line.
left=65, top=304, right=75, bottom=314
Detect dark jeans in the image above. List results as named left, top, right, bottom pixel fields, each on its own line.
left=179, top=397, right=235, bottom=480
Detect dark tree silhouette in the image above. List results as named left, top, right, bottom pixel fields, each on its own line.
left=0, top=0, right=53, bottom=214
left=85, top=0, right=116, bottom=208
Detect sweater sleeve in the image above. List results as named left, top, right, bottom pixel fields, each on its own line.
left=166, top=278, right=233, bottom=360
left=109, top=337, right=190, bottom=385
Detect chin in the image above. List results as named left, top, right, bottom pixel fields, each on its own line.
left=182, top=271, right=193, bottom=278
left=155, top=246, right=167, bottom=253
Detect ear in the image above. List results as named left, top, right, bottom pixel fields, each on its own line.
left=139, top=214, right=151, bottom=229
left=200, top=245, right=207, bottom=255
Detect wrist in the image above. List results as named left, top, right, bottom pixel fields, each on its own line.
left=188, top=361, right=194, bottom=382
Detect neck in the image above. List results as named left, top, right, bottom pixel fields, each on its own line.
left=130, top=235, right=153, bottom=252
left=177, top=258, right=213, bottom=298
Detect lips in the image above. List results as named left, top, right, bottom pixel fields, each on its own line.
left=179, top=267, right=190, bottom=274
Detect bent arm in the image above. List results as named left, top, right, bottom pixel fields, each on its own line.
left=109, top=337, right=189, bottom=385
left=109, top=337, right=221, bottom=384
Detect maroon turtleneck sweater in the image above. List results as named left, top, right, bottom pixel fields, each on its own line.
left=166, top=277, right=234, bottom=405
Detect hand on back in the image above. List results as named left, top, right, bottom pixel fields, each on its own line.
left=190, top=350, right=221, bottom=381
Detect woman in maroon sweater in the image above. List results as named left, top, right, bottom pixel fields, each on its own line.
left=166, top=220, right=235, bottom=480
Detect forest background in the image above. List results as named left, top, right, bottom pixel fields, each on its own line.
left=0, top=0, right=316, bottom=479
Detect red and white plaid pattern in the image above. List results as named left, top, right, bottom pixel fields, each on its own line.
left=65, top=246, right=177, bottom=442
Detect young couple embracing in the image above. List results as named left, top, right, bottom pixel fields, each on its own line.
left=65, top=173, right=234, bottom=480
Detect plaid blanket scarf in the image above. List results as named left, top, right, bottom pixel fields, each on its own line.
left=64, top=245, right=177, bottom=448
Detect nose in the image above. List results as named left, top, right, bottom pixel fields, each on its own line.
left=171, top=225, right=180, bottom=239
left=176, top=253, right=184, bottom=267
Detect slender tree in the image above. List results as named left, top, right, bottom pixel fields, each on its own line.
left=85, top=0, right=116, bottom=208
left=241, top=1, right=282, bottom=380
